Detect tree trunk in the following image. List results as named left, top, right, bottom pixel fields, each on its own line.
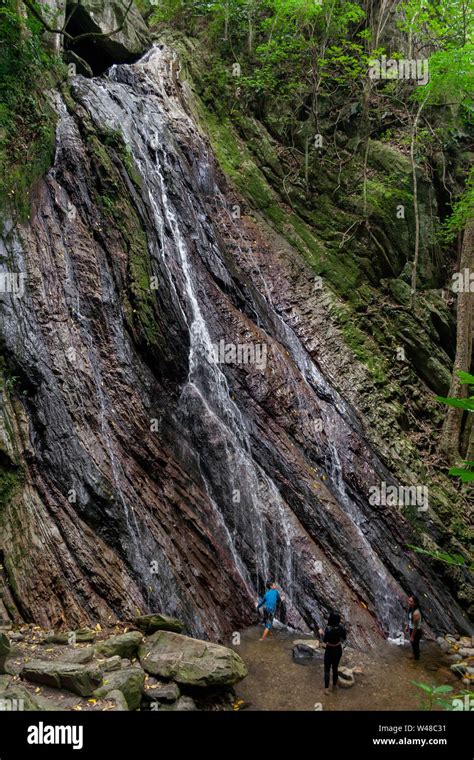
left=439, top=218, right=474, bottom=462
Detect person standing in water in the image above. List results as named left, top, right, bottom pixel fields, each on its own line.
left=405, top=595, right=422, bottom=660
left=319, top=611, right=346, bottom=694
left=256, top=582, right=280, bottom=641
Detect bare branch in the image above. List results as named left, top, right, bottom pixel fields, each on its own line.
left=21, top=0, right=136, bottom=47
left=21, top=0, right=73, bottom=40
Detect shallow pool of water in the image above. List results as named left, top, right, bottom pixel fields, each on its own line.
left=230, top=626, right=458, bottom=711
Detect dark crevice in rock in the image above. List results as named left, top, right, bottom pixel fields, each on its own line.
left=64, top=3, right=144, bottom=77
left=0, top=549, right=29, bottom=624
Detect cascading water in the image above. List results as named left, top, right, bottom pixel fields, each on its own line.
left=1, top=43, right=470, bottom=642
left=69, top=46, right=406, bottom=635
left=75, top=52, right=304, bottom=619
left=68, top=45, right=461, bottom=638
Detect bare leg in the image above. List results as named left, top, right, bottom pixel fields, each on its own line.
left=259, top=627, right=270, bottom=641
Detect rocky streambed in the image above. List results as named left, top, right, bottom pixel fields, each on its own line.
left=0, top=616, right=472, bottom=712
left=0, top=616, right=247, bottom=712
left=231, top=627, right=473, bottom=711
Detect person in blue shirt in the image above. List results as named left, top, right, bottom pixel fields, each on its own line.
left=257, top=582, right=280, bottom=640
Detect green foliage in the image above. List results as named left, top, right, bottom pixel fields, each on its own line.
left=440, top=168, right=474, bottom=243
left=150, top=0, right=185, bottom=23
left=406, top=544, right=473, bottom=571
left=448, top=463, right=474, bottom=483
left=392, top=1, right=474, bottom=248
left=414, top=44, right=474, bottom=110
left=0, top=1, right=62, bottom=222
left=152, top=0, right=369, bottom=124
left=436, top=372, right=474, bottom=483
left=411, top=681, right=454, bottom=711
left=436, top=396, right=474, bottom=412
left=397, top=0, right=472, bottom=49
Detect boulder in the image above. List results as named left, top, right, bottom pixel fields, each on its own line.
left=0, top=683, right=40, bottom=712
left=62, top=647, right=95, bottom=664
left=173, top=696, right=197, bottom=711
left=105, top=689, right=129, bottom=711
left=21, top=660, right=102, bottom=697
left=39, top=0, right=65, bottom=54
left=133, top=614, right=184, bottom=635
left=93, top=667, right=145, bottom=710
left=138, top=631, right=248, bottom=687
left=154, top=696, right=196, bottom=711
left=292, top=639, right=323, bottom=661
left=436, top=638, right=450, bottom=654
left=0, top=633, right=10, bottom=656
left=6, top=632, right=24, bottom=642
left=69, top=0, right=150, bottom=62
left=143, top=679, right=180, bottom=703
left=97, top=655, right=122, bottom=672
left=43, top=628, right=96, bottom=645
left=0, top=655, right=18, bottom=676
left=450, top=663, right=467, bottom=676
left=338, top=667, right=355, bottom=688
left=458, top=648, right=474, bottom=658
left=95, top=631, right=143, bottom=659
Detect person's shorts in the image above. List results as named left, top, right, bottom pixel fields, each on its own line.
left=263, top=606, right=275, bottom=629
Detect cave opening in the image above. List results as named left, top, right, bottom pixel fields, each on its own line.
left=64, top=2, right=140, bottom=77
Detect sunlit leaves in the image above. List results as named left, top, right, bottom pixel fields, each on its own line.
left=406, top=544, right=472, bottom=569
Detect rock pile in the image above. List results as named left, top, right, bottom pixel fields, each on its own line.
left=437, top=634, right=474, bottom=687
left=0, top=615, right=247, bottom=712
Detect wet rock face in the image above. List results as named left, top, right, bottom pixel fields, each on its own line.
left=0, top=45, right=471, bottom=645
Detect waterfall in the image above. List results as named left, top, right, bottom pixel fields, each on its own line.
left=70, top=54, right=306, bottom=613
left=1, top=42, right=468, bottom=641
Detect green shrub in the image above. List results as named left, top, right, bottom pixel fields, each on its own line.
left=0, top=1, right=63, bottom=223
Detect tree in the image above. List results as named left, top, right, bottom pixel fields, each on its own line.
left=439, top=223, right=474, bottom=462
